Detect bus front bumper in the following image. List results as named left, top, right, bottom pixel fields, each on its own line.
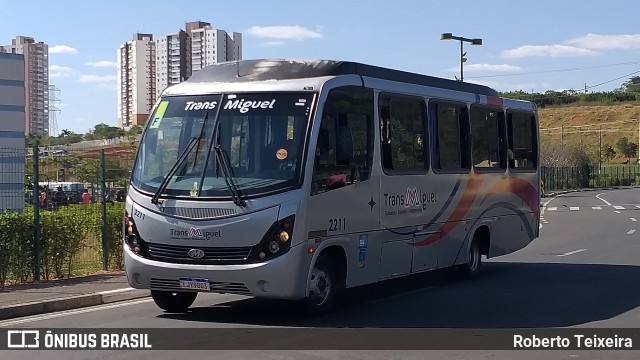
left=124, top=244, right=309, bottom=299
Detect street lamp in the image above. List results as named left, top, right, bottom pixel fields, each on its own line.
left=440, top=33, right=482, bottom=82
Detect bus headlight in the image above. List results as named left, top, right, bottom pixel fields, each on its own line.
left=278, top=230, right=290, bottom=242
left=249, top=215, right=295, bottom=263
left=124, top=210, right=148, bottom=257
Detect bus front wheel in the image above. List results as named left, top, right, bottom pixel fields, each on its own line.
left=303, top=256, right=340, bottom=314
left=151, top=290, right=197, bottom=313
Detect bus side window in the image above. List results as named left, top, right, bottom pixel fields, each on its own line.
left=431, top=102, right=469, bottom=172
left=311, top=86, right=374, bottom=195
left=379, top=94, right=427, bottom=174
left=507, top=111, right=537, bottom=170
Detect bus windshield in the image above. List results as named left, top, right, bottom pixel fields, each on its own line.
left=131, top=92, right=315, bottom=199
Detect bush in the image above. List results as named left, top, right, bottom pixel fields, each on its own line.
left=95, top=202, right=126, bottom=270
left=0, top=201, right=126, bottom=285
left=40, top=205, right=95, bottom=279
left=0, top=210, right=34, bottom=285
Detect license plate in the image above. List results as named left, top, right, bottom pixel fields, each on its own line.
left=179, top=277, right=210, bottom=291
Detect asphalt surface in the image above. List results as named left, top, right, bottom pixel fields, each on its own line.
left=3, top=188, right=640, bottom=359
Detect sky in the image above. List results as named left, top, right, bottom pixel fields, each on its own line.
left=3, top=0, right=640, bottom=135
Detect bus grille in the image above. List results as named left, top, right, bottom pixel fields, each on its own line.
left=149, top=277, right=252, bottom=296
left=147, top=242, right=252, bottom=264
left=161, top=207, right=237, bottom=219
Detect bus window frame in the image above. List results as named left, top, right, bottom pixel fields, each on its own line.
left=428, top=99, right=471, bottom=175
left=506, top=109, right=538, bottom=173
left=469, top=104, right=507, bottom=174
left=378, top=92, right=429, bottom=176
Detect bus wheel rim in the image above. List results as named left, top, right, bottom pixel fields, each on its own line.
left=310, top=266, right=331, bottom=306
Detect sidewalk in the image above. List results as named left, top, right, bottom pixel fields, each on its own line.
left=0, top=272, right=149, bottom=321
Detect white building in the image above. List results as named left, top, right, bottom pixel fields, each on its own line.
left=155, top=30, right=190, bottom=100
left=188, top=22, right=242, bottom=74
left=117, top=33, right=156, bottom=128
left=119, top=23, right=243, bottom=128
left=0, top=52, right=26, bottom=212
left=1, top=36, right=49, bottom=136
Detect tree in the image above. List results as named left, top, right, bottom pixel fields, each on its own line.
left=89, top=124, right=125, bottom=140
left=616, top=137, right=638, bottom=164
left=616, top=76, right=640, bottom=94
left=603, top=144, right=616, bottom=162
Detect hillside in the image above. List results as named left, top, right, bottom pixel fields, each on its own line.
left=538, top=102, right=640, bottom=160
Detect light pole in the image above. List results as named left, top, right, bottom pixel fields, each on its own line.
left=440, top=33, right=482, bottom=82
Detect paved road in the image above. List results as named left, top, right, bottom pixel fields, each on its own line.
left=3, top=189, right=640, bottom=359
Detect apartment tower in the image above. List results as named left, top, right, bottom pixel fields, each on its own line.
left=118, top=23, right=243, bottom=128
left=117, top=33, right=156, bottom=128
left=1, top=36, right=49, bottom=136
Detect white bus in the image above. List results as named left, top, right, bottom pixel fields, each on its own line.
left=124, top=59, right=540, bottom=313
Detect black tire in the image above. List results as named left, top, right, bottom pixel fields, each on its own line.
left=457, top=236, right=482, bottom=278
left=302, top=255, right=341, bottom=314
left=151, top=290, right=198, bottom=313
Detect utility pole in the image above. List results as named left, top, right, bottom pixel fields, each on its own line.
left=561, top=126, right=564, bottom=149
left=599, top=125, right=602, bottom=173
left=579, top=126, right=582, bottom=150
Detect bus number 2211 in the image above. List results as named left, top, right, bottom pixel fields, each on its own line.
left=328, top=218, right=346, bottom=232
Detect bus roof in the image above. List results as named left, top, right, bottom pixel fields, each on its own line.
left=184, top=59, right=499, bottom=97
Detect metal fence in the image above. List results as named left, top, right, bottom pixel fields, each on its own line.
left=541, top=165, right=640, bottom=191
left=0, top=145, right=135, bottom=286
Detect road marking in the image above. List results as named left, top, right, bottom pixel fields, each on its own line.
left=557, top=249, right=587, bottom=257
left=547, top=207, right=558, bottom=211
left=627, top=230, right=636, bottom=235
left=637, top=206, right=640, bottom=209
left=596, top=193, right=612, bottom=206
left=614, top=206, right=626, bottom=210
left=0, top=298, right=154, bottom=327
left=369, top=286, right=438, bottom=304
left=631, top=218, right=637, bottom=222
left=592, top=206, right=602, bottom=210
left=570, top=207, right=579, bottom=211
left=616, top=211, right=622, bottom=214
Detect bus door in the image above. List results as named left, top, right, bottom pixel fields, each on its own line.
left=306, top=87, right=380, bottom=286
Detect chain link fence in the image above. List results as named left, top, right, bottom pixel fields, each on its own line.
left=0, top=145, right=135, bottom=286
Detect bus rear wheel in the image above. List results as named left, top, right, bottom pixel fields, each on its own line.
left=303, top=256, right=340, bottom=314
left=151, top=290, right=197, bottom=313
left=458, top=236, right=482, bottom=277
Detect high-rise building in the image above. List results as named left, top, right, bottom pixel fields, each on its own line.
left=1, top=36, right=49, bottom=136
left=118, top=23, right=242, bottom=128
left=117, top=33, right=156, bottom=128
left=187, top=21, right=242, bottom=74
left=155, top=30, right=190, bottom=100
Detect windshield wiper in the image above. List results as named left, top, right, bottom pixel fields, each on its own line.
left=151, top=112, right=209, bottom=205
left=213, top=145, right=245, bottom=207
left=211, top=120, right=246, bottom=207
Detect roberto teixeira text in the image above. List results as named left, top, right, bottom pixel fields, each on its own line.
left=514, top=334, right=633, bottom=349
left=6, top=330, right=152, bottom=349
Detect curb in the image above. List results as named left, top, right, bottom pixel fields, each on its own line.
left=0, top=288, right=150, bottom=321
